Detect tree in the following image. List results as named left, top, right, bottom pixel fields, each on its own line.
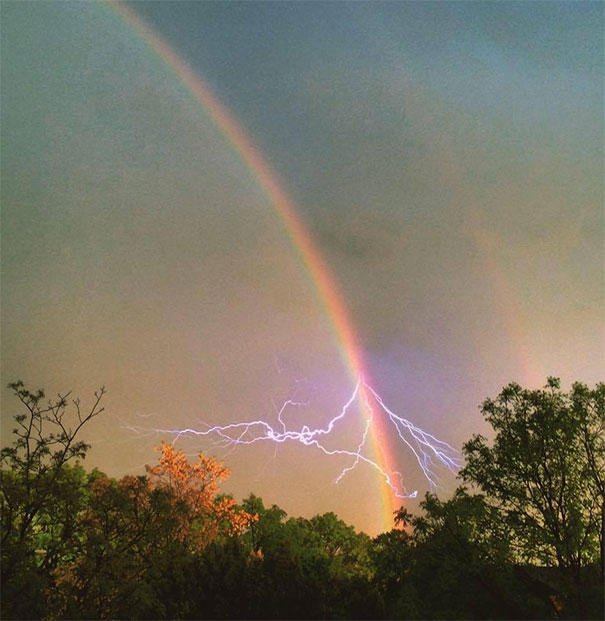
left=1, top=380, right=105, bottom=619
left=49, top=473, right=174, bottom=619
left=411, top=490, right=546, bottom=619
left=370, top=526, right=414, bottom=618
left=146, top=441, right=253, bottom=548
left=308, top=512, right=372, bottom=577
left=461, top=378, right=604, bottom=617
left=236, top=496, right=378, bottom=620
left=241, top=493, right=287, bottom=555
left=371, top=492, right=532, bottom=620
left=48, top=442, right=255, bottom=619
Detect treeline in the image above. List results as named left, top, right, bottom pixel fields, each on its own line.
left=1, top=379, right=603, bottom=620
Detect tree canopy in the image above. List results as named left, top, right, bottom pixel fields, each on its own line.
left=461, top=378, right=604, bottom=572
left=1, top=378, right=603, bottom=620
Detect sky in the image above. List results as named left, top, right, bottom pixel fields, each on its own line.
left=1, top=1, right=603, bottom=535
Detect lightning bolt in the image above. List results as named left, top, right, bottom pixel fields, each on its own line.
left=150, top=378, right=462, bottom=500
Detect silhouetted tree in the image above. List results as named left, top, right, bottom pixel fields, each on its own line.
left=3, top=377, right=602, bottom=620
left=461, top=378, right=604, bottom=617
left=1, top=381, right=105, bottom=618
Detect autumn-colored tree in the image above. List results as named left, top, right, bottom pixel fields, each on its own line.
left=49, top=443, right=255, bottom=618
left=146, top=441, right=254, bottom=548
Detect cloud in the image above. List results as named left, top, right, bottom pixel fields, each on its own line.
left=311, top=209, right=401, bottom=262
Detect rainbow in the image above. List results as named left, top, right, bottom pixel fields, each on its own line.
left=106, top=1, right=399, bottom=531
left=418, top=129, right=543, bottom=388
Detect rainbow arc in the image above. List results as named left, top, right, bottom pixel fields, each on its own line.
left=108, top=1, right=459, bottom=531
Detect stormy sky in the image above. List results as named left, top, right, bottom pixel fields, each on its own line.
left=1, top=1, right=603, bottom=534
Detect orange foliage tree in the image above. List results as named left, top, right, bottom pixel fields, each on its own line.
left=145, top=441, right=255, bottom=549
left=49, top=443, right=255, bottom=618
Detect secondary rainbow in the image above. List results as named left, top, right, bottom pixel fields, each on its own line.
left=107, top=1, right=399, bottom=531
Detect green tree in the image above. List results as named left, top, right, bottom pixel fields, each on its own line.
left=308, top=512, right=372, bottom=579
left=1, top=381, right=105, bottom=618
left=237, top=496, right=378, bottom=619
left=370, top=525, right=415, bottom=618
left=49, top=473, right=178, bottom=619
left=412, top=490, right=546, bottom=619
left=461, top=378, right=604, bottom=616
left=371, top=491, right=558, bottom=620
left=241, top=493, right=287, bottom=555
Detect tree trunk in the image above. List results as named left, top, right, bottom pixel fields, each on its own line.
left=601, top=498, right=605, bottom=583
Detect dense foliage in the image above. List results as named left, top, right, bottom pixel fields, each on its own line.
left=1, top=379, right=603, bottom=619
